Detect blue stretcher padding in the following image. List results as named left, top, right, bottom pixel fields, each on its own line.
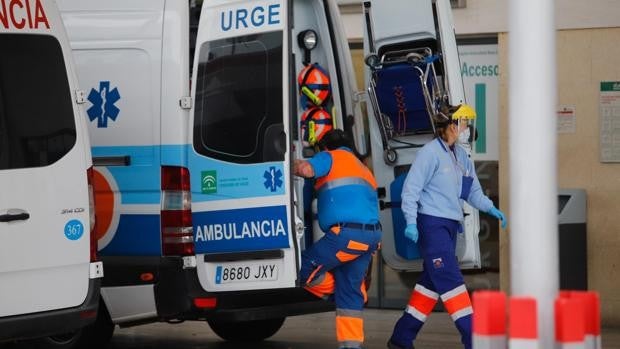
left=374, top=63, right=433, bottom=133
left=390, top=173, right=421, bottom=260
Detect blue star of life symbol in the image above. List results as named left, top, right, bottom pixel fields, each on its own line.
left=87, top=81, right=121, bottom=128
left=263, top=166, right=283, bottom=192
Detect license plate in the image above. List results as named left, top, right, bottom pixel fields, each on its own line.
left=215, top=262, right=278, bottom=284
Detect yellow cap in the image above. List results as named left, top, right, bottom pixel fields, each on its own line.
left=452, top=104, right=476, bottom=120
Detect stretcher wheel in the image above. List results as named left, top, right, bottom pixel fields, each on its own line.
left=383, top=149, right=398, bottom=165
left=364, top=54, right=380, bottom=69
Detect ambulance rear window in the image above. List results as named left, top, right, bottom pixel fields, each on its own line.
left=193, top=31, right=284, bottom=164
left=0, top=34, right=76, bottom=170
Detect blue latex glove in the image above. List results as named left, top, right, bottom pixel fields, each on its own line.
left=404, top=224, right=419, bottom=243
left=487, top=207, right=507, bottom=229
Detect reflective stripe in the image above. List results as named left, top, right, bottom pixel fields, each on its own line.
left=336, top=309, right=364, bottom=343
left=316, top=177, right=375, bottom=195
left=414, top=284, right=440, bottom=300
left=340, top=340, right=362, bottom=349
left=451, top=306, right=473, bottom=321
left=441, top=284, right=468, bottom=301
left=336, top=308, right=363, bottom=318
left=405, top=304, right=428, bottom=322
left=442, top=285, right=472, bottom=316
left=407, top=284, right=439, bottom=317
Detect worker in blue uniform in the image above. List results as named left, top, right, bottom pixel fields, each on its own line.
left=387, top=104, right=507, bottom=349
left=294, top=129, right=382, bottom=349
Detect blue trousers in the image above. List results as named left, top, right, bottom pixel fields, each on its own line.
left=389, top=214, right=473, bottom=349
left=300, top=225, right=382, bottom=349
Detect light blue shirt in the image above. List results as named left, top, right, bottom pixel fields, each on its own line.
left=401, top=138, right=493, bottom=224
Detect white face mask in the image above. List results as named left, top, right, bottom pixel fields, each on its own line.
left=458, top=126, right=470, bottom=144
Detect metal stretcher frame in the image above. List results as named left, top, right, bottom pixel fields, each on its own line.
left=363, top=1, right=449, bottom=164
left=365, top=48, right=446, bottom=164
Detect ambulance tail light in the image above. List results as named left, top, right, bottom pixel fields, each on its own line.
left=87, top=167, right=97, bottom=262
left=161, top=166, right=194, bottom=256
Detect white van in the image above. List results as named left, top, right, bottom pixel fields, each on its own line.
left=0, top=0, right=103, bottom=347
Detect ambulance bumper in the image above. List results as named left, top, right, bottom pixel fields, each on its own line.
left=0, top=278, right=100, bottom=342
left=154, top=256, right=334, bottom=322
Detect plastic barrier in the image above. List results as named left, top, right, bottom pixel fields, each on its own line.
left=509, top=297, right=538, bottom=349
left=472, top=290, right=601, bottom=349
left=558, top=291, right=601, bottom=349
left=472, top=291, right=506, bottom=349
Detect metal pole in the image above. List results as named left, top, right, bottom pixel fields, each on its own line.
left=508, top=0, right=558, bottom=347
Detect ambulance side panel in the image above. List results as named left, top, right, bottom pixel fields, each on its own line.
left=0, top=0, right=100, bottom=341
left=58, top=0, right=189, bottom=323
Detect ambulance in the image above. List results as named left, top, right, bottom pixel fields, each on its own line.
left=0, top=0, right=103, bottom=347
left=56, top=0, right=481, bottom=344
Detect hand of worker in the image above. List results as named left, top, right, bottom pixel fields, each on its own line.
left=293, top=159, right=315, bottom=178
left=487, top=207, right=507, bottom=229
left=404, top=224, right=419, bottom=243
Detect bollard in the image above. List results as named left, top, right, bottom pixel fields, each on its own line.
left=472, top=291, right=506, bottom=349
left=555, top=296, right=586, bottom=349
left=559, top=291, right=601, bottom=349
left=509, top=297, right=538, bottom=349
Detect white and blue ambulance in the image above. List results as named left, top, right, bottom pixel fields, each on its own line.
left=56, top=0, right=482, bottom=343
left=0, top=0, right=103, bottom=347
left=56, top=0, right=365, bottom=343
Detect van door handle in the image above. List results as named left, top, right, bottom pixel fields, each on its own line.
left=0, top=209, right=30, bottom=222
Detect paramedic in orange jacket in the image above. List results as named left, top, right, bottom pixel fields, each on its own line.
left=294, top=129, right=382, bottom=349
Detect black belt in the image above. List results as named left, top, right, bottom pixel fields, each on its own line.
left=336, top=222, right=382, bottom=231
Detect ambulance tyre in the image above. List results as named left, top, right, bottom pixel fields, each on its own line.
left=30, top=300, right=114, bottom=349
left=207, top=317, right=286, bottom=342
left=77, top=300, right=115, bottom=348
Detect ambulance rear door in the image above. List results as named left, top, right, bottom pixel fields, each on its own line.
left=0, top=0, right=93, bottom=317
left=362, top=0, right=482, bottom=271
left=189, top=0, right=299, bottom=292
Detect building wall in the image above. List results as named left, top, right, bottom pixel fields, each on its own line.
left=339, top=0, right=620, bottom=39
left=498, top=28, right=620, bottom=326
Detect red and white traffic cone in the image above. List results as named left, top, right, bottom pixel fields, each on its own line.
left=555, top=295, right=586, bottom=349
left=583, top=292, right=602, bottom=349
left=559, top=291, right=601, bottom=349
left=472, top=291, right=506, bottom=349
left=508, top=297, right=538, bottom=349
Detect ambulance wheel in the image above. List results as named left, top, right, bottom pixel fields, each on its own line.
left=77, top=300, right=115, bottom=348
left=29, top=331, right=83, bottom=349
left=383, top=149, right=398, bottom=165
left=208, top=317, right=286, bottom=342
left=30, top=299, right=115, bottom=349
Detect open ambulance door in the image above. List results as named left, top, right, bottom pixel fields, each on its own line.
left=362, top=0, right=482, bottom=272
left=188, top=0, right=301, bottom=292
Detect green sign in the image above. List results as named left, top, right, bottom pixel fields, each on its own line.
left=601, top=81, right=620, bottom=92
left=201, top=170, right=217, bottom=194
